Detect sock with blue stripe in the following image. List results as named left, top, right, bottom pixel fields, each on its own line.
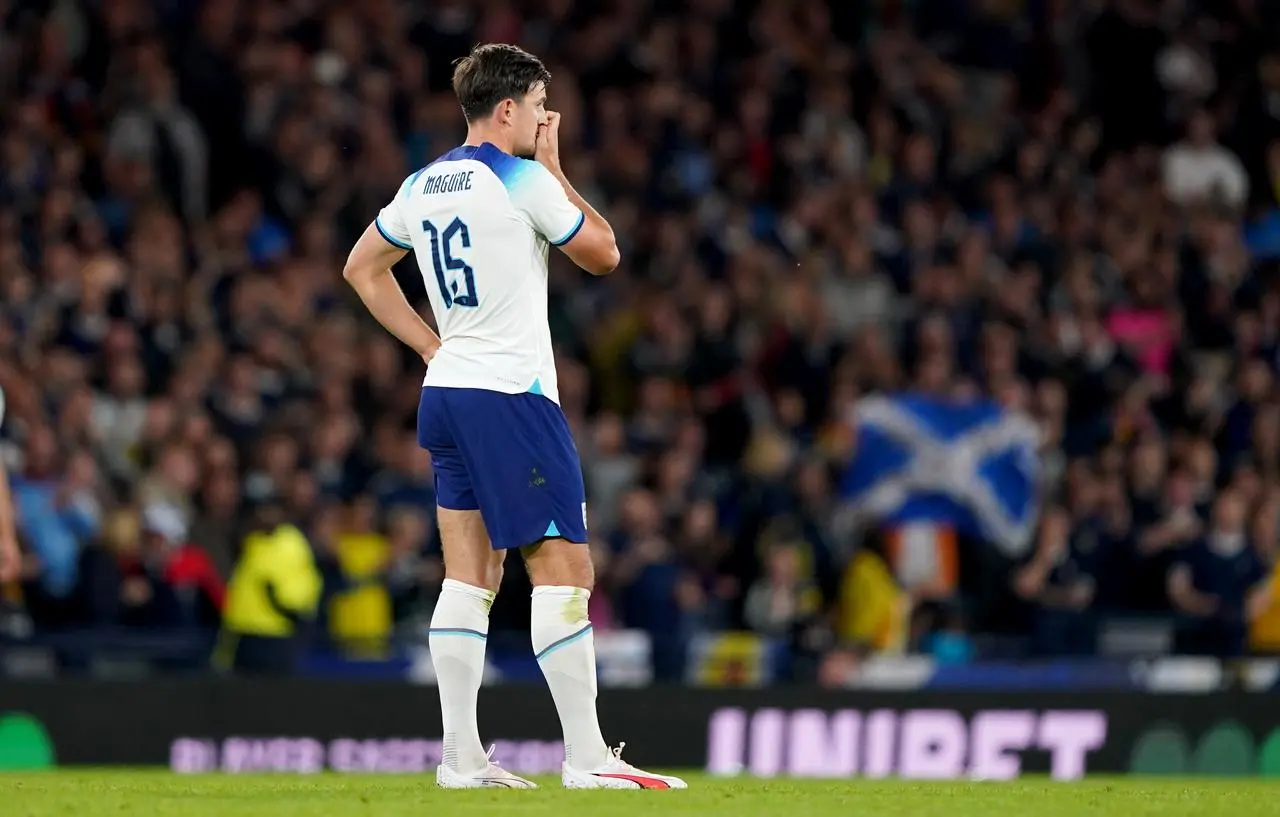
left=430, top=578, right=495, bottom=775
left=532, top=585, right=610, bottom=769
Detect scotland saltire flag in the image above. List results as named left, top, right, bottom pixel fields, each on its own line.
left=839, top=394, right=1042, bottom=558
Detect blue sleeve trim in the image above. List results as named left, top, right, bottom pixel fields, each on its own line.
left=404, top=167, right=427, bottom=197
left=375, top=218, right=412, bottom=250
left=549, top=211, right=585, bottom=246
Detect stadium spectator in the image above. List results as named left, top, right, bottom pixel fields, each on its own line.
left=1163, top=109, right=1249, bottom=209
left=382, top=505, right=440, bottom=626
left=835, top=534, right=908, bottom=654
left=920, top=604, right=975, bottom=666
left=219, top=499, right=322, bottom=675
left=1014, top=506, right=1099, bottom=656
left=12, top=428, right=101, bottom=626
left=2, top=0, right=1280, bottom=681
left=78, top=502, right=221, bottom=630
left=140, top=503, right=225, bottom=628
left=1168, top=490, right=1271, bottom=656
left=328, top=495, right=394, bottom=657
left=743, top=537, right=822, bottom=640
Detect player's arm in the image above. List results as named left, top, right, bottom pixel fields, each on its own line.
left=344, top=218, right=441, bottom=362
left=545, top=168, right=619, bottom=275
left=0, top=389, right=18, bottom=583
left=0, top=460, right=18, bottom=583
left=534, top=112, right=619, bottom=276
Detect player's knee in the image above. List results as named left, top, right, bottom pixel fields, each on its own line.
left=522, top=538, right=594, bottom=589
left=444, top=550, right=505, bottom=594
left=444, top=567, right=495, bottom=593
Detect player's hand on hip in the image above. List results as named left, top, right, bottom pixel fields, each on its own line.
left=535, top=111, right=562, bottom=173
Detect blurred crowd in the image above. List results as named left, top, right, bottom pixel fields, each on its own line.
left=4, top=0, right=1280, bottom=680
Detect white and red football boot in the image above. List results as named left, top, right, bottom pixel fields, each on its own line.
left=561, top=743, right=688, bottom=790
left=436, top=746, right=538, bottom=789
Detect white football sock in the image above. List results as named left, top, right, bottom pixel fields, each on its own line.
left=429, top=578, right=495, bottom=774
left=531, top=585, right=611, bottom=769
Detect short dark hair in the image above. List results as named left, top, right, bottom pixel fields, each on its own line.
left=452, top=43, right=551, bottom=122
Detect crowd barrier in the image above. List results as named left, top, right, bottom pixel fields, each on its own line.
left=1, top=681, right=1277, bottom=777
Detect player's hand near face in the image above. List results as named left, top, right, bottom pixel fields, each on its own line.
left=534, top=111, right=620, bottom=275
left=535, top=111, right=562, bottom=174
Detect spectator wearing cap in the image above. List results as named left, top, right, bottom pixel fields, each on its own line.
left=141, top=503, right=224, bottom=629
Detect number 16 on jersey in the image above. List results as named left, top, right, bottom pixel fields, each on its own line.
left=423, top=217, right=478, bottom=308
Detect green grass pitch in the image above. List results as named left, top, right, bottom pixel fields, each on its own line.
left=5, top=771, right=1280, bottom=816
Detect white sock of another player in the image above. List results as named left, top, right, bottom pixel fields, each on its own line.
left=429, top=578, right=495, bottom=775
left=531, top=585, right=612, bottom=770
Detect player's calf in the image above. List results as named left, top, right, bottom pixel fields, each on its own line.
left=523, top=538, right=613, bottom=769
left=429, top=579, right=495, bottom=776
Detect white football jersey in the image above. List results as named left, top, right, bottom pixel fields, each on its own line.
left=375, top=143, right=584, bottom=405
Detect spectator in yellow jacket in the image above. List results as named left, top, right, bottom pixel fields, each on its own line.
left=219, top=498, right=321, bottom=675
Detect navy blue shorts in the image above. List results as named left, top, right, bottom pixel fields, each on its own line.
left=417, top=386, right=588, bottom=550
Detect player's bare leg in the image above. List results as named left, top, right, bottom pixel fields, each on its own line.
left=523, top=538, right=686, bottom=790
left=432, top=507, right=535, bottom=789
